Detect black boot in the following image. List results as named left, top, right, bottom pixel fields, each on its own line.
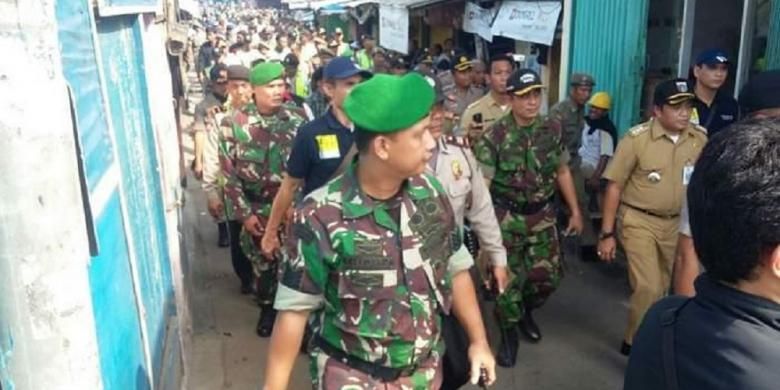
left=256, top=305, right=277, bottom=338
left=496, top=327, right=520, bottom=367
left=519, top=307, right=542, bottom=342
left=217, top=222, right=230, bottom=248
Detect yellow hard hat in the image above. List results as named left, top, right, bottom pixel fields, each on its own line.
left=589, top=91, right=611, bottom=110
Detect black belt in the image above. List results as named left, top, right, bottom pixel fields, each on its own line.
left=623, top=203, right=679, bottom=219
left=494, top=196, right=552, bottom=215
left=314, top=335, right=423, bottom=381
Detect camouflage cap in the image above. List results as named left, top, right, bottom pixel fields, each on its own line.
left=344, top=73, right=435, bottom=133
left=570, top=72, right=595, bottom=86
left=249, top=62, right=284, bottom=86
left=226, top=64, right=250, bottom=81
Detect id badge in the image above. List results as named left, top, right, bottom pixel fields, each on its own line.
left=682, top=164, right=694, bottom=186
left=316, top=134, right=341, bottom=159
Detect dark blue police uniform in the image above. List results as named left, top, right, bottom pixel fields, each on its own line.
left=286, top=108, right=354, bottom=196
left=690, top=89, right=739, bottom=136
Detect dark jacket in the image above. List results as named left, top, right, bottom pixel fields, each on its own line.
left=624, top=275, right=780, bottom=390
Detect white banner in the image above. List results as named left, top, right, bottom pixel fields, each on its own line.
left=379, top=5, right=409, bottom=54
left=462, top=2, right=496, bottom=42
left=491, top=1, right=562, bottom=46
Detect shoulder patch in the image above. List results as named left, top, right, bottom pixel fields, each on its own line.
left=628, top=123, right=650, bottom=137
left=443, top=135, right=470, bottom=149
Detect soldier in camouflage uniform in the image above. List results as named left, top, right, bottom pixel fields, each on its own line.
left=548, top=73, right=596, bottom=252
left=473, top=69, right=583, bottom=367
left=220, top=62, right=306, bottom=338
left=264, top=74, right=496, bottom=390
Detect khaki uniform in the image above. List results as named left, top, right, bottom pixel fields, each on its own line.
left=426, top=135, right=507, bottom=270
left=458, top=93, right=510, bottom=142
left=602, top=118, right=707, bottom=343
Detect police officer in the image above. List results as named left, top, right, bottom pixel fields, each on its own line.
left=473, top=69, right=584, bottom=367
left=459, top=54, right=514, bottom=143
left=193, top=63, right=230, bottom=247
left=203, top=64, right=255, bottom=293
left=261, top=57, right=371, bottom=256
left=451, top=53, right=483, bottom=115
left=263, top=73, right=496, bottom=390
left=422, top=71, right=508, bottom=389
left=598, top=79, right=707, bottom=355
left=689, top=49, right=739, bottom=136
left=220, top=62, right=307, bottom=338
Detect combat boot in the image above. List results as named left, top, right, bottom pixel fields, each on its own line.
left=256, top=305, right=277, bottom=338
left=217, top=222, right=230, bottom=248
left=519, top=307, right=542, bottom=342
left=496, top=326, right=520, bottom=367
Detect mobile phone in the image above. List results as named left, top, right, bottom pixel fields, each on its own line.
left=473, top=113, right=483, bottom=124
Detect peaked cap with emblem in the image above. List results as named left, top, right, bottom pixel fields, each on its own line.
left=453, top=52, right=473, bottom=72
left=344, top=73, right=435, bottom=133
left=249, top=62, right=284, bottom=86
left=654, top=78, right=695, bottom=106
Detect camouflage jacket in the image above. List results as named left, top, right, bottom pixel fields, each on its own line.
left=275, top=164, right=474, bottom=368
left=473, top=114, right=566, bottom=207
left=548, top=98, right=584, bottom=155
left=220, top=103, right=305, bottom=222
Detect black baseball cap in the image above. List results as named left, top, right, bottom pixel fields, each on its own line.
left=323, top=57, right=372, bottom=80
left=209, top=63, right=229, bottom=82
left=506, top=68, right=544, bottom=96
left=654, top=78, right=695, bottom=106
left=739, top=70, right=780, bottom=114
left=282, top=53, right=299, bottom=67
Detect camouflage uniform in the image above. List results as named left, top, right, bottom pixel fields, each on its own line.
left=221, top=102, right=305, bottom=304
left=274, top=165, right=474, bottom=389
left=473, top=114, right=569, bottom=328
left=548, top=98, right=585, bottom=164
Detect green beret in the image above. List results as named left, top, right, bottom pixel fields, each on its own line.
left=249, top=62, right=284, bottom=86
left=344, top=73, right=435, bottom=133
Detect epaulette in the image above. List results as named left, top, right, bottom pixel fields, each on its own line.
left=628, top=122, right=651, bottom=137
left=443, top=134, right=470, bottom=149
left=692, top=124, right=708, bottom=135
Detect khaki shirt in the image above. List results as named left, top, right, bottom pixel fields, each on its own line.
left=458, top=92, right=510, bottom=140
left=603, top=119, right=707, bottom=215
left=426, top=136, right=507, bottom=267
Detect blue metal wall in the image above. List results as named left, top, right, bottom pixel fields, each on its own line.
left=55, top=1, right=150, bottom=389
left=55, top=1, right=174, bottom=388
left=569, top=0, right=650, bottom=135
left=95, top=13, right=175, bottom=386
left=768, top=0, right=780, bottom=69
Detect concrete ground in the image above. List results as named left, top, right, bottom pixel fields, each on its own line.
left=180, top=78, right=631, bottom=390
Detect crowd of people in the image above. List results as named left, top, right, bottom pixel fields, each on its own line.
left=185, top=2, right=780, bottom=389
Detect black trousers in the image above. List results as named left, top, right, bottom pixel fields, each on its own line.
left=228, top=220, right=254, bottom=287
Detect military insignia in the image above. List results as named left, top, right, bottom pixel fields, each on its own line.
left=648, top=171, right=662, bottom=183
left=676, top=81, right=688, bottom=92
left=452, top=160, right=463, bottom=180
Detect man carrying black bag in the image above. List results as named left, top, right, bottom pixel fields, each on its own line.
left=420, top=70, right=508, bottom=389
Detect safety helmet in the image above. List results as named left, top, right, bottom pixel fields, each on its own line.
left=589, top=91, right=611, bottom=110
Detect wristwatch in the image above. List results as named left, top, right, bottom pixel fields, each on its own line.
left=599, top=231, right=615, bottom=240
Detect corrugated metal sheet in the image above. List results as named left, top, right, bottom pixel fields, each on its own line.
left=767, top=0, right=780, bottom=69
left=569, top=0, right=649, bottom=135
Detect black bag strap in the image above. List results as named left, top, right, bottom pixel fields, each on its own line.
left=702, top=102, right=719, bottom=130
left=327, top=143, right=358, bottom=182
left=661, top=298, right=693, bottom=390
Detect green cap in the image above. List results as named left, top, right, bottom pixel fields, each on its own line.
left=249, top=62, right=284, bottom=86
left=344, top=73, right=435, bottom=133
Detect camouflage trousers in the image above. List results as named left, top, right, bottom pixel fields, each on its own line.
left=309, top=349, right=443, bottom=390
left=239, top=219, right=281, bottom=305
left=494, top=207, right=562, bottom=329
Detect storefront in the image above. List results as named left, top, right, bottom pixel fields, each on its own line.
left=568, top=0, right=780, bottom=134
